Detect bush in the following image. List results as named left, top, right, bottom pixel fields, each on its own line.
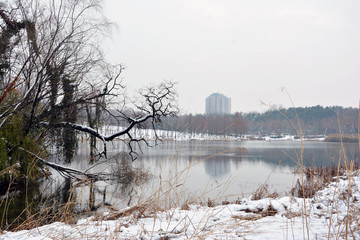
left=0, top=113, right=45, bottom=188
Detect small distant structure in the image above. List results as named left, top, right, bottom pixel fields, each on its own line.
left=205, top=93, right=231, bottom=115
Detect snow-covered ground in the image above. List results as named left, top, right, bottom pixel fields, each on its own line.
left=93, top=125, right=326, bottom=142
left=89, top=125, right=242, bottom=141
left=1, top=170, right=359, bottom=239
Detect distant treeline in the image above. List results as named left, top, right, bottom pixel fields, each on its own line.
left=246, top=105, right=358, bottom=135
left=96, top=105, right=358, bottom=136
left=156, top=113, right=248, bottom=136
left=154, top=106, right=358, bottom=136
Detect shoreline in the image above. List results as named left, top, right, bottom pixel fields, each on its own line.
left=2, top=169, right=359, bottom=239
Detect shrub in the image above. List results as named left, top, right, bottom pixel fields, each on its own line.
left=0, top=113, right=45, bottom=188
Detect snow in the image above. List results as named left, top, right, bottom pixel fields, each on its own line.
left=98, top=125, right=243, bottom=141
left=2, top=170, right=360, bottom=239
left=94, top=125, right=327, bottom=142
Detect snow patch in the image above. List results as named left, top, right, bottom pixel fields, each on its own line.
left=2, top=171, right=360, bottom=239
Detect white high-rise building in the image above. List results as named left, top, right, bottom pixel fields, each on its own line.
left=205, top=93, right=231, bottom=115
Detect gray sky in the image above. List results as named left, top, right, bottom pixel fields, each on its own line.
left=103, top=0, right=360, bottom=114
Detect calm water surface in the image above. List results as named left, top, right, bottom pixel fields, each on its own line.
left=132, top=140, right=359, bottom=200
left=3, top=140, right=359, bottom=225
left=45, top=140, right=359, bottom=209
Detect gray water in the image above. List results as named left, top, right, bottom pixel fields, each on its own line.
left=50, top=139, right=358, bottom=209
left=3, top=140, right=359, bottom=225
left=131, top=140, right=359, bottom=201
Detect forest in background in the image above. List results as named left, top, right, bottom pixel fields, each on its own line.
left=142, top=105, right=358, bottom=136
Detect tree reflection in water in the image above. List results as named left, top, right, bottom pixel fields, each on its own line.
left=2, top=140, right=359, bottom=229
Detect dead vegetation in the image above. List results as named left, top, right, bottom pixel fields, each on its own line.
left=252, top=184, right=279, bottom=200
left=325, top=134, right=359, bottom=143
left=234, top=205, right=278, bottom=221
left=1, top=123, right=360, bottom=239
left=291, top=164, right=360, bottom=198
left=0, top=151, right=150, bottom=231
left=3, top=185, right=79, bottom=231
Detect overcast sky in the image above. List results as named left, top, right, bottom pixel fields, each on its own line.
left=102, top=0, right=360, bottom=114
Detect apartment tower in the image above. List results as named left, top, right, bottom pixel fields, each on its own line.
left=205, top=93, right=231, bottom=115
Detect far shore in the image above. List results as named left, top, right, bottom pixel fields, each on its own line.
left=324, top=134, right=359, bottom=143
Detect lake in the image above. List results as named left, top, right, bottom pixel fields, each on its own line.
left=44, top=140, right=360, bottom=209
left=2, top=139, right=359, bottom=226
left=132, top=140, right=358, bottom=201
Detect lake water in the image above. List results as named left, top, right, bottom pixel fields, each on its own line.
left=131, top=140, right=359, bottom=201
left=44, top=140, right=360, bottom=209
left=2, top=139, right=359, bottom=226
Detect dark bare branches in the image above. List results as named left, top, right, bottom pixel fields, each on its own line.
left=0, top=0, right=178, bottom=181
left=41, top=81, right=178, bottom=160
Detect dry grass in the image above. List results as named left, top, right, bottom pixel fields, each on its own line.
left=90, top=144, right=249, bottom=239
left=325, top=134, right=359, bottom=143
left=1, top=104, right=359, bottom=239
left=1, top=145, right=360, bottom=239
left=251, top=183, right=279, bottom=201
left=252, top=159, right=282, bottom=200
left=290, top=165, right=358, bottom=198
left=0, top=151, right=150, bottom=232
left=3, top=180, right=82, bottom=231
left=265, top=96, right=360, bottom=240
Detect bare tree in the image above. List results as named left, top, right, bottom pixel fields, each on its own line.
left=0, top=0, right=178, bottom=180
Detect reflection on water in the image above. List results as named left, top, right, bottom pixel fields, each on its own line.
left=204, top=158, right=231, bottom=178
left=134, top=140, right=359, bottom=200
left=2, top=139, right=359, bottom=225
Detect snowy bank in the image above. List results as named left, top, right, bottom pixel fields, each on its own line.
left=1, top=170, right=359, bottom=239
left=95, top=125, right=326, bottom=142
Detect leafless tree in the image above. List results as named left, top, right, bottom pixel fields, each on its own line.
left=0, top=0, right=178, bottom=180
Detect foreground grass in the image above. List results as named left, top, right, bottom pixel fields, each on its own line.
left=1, top=124, right=359, bottom=239
left=1, top=167, right=360, bottom=239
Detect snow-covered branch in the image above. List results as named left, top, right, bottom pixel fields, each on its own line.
left=40, top=81, right=178, bottom=161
